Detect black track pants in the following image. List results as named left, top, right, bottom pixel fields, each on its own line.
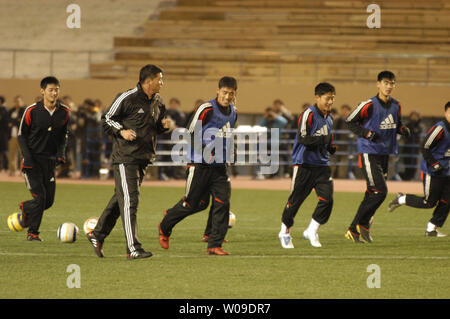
left=21, top=157, right=56, bottom=234
left=349, top=153, right=388, bottom=232
left=94, top=163, right=147, bottom=254
left=160, top=164, right=231, bottom=249
left=281, top=165, right=334, bottom=229
left=405, top=173, right=450, bottom=227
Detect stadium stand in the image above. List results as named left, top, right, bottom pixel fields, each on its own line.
left=90, top=0, right=450, bottom=84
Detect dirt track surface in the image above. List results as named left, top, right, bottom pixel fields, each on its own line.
left=0, top=173, right=423, bottom=194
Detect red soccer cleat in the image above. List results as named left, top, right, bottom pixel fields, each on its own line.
left=207, top=247, right=229, bottom=255
left=158, top=223, right=170, bottom=249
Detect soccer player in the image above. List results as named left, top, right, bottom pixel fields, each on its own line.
left=388, top=101, right=450, bottom=237
left=278, top=82, right=337, bottom=248
left=86, top=64, right=171, bottom=259
left=17, top=76, right=69, bottom=241
left=158, top=76, right=238, bottom=255
left=344, top=70, right=411, bottom=243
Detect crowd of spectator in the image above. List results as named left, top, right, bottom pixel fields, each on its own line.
left=0, top=94, right=428, bottom=181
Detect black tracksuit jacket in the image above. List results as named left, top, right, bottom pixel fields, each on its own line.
left=102, top=83, right=168, bottom=164
left=18, top=101, right=69, bottom=167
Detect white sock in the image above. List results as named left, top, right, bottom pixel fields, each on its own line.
left=427, top=222, right=436, bottom=232
left=280, top=223, right=289, bottom=234
left=398, top=195, right=406, bottom=205
left=306, top=219, right=321, bottom=234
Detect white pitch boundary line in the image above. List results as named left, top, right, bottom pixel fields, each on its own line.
left=0, top=251, right=448, bottom=260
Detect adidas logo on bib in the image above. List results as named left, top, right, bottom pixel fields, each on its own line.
left=313, top=125, right=329, bottom=136
left=380, top=114, right=396, bottom=129
left=216, top=122, right=232, bottom=138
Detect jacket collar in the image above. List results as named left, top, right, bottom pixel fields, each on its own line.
left=36, top=99, right=61, bottom=110
left=313, top=104, right=330, bottom=118
left=375, top=94, right=392, bottom=108
left=444, top=117, right=450, bottom=132
left=137, top=83, right=157, bottom=103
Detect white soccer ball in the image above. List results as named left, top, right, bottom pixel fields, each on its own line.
left=83, top=217, right=98, bottom=234
left=228, top=211, right=236, bottom=228
left=57, top=222, right=79, bottom=243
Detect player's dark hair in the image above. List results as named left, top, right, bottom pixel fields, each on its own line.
left=314, top=82, right=335, bottom=96
left=218, top=76, right=237, bottom=90
left=0, top=95, right=5, bottom=104
left=445, top=101, right=450, bottom=111
left=40, top=76, right=60, bottom=89
left=273, top=99, right=284, bottom=105
left=377, top=70, right=396, bottom=82
left=139, top=64, right=163, bottom=84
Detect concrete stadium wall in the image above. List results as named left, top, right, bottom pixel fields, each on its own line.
left=0, top=0, right=170, bottom=78
left=0, top=78, right=447, bottom=116
left=0, top=0, right=447, bottom=116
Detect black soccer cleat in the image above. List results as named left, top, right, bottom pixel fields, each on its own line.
left=357, top=225, right=373, bottom=243
left=425, top=230, right=447, bottom=237
left=27, top=232, right=43, bottom=242
left=127, top=249, right=153, bottom=260
left=86, top=231, right=104, bottom=258
left=388, top=193, right=404, bottom=212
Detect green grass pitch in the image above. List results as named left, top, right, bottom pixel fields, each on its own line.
left=0, top=181, right=448, bottom=299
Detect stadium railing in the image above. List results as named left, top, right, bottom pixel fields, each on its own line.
left=83, top=127, right=425, bottom=180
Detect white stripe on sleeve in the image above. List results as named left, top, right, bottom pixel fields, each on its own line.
left=346, top=99, right=372, bottom=122
left=424, top=126, right=443, bottom=149
left=188, top=102, right=212, bottom=133
left=104, top=87, right=137, bottom=131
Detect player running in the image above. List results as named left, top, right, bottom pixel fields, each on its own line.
left=17, top=76, right=69, bottom=241
left=278, top=82, right=337, bottom=248
left=158, top=76, right=238, bottom=255
left=344, top=70, right=411, bottom=243
left=388, top=101, right=450, bottom=237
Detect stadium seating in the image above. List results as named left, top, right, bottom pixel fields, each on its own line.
left=90, top=0, right=450, bottom=84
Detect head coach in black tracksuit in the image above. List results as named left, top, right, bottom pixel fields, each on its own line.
left=18, top=76, right=69, bottom=241
left=87, top=64, right=171, bottom=260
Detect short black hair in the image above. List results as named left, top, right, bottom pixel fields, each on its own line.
left=0, top=95, right=5, bottom=104
left=40, top=76, right=60, bottom=89
left=314, top=82, right=335, bottom=96
left=218, top=76, right=237, bottom=90
left=445, top=101, right=450, bottom=111
left=377, top=70, right=396, bottom=82
left=139, top=64, right=163, bottom=84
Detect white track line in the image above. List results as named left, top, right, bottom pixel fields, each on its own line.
left=0, top=251, right=448, bottom=260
